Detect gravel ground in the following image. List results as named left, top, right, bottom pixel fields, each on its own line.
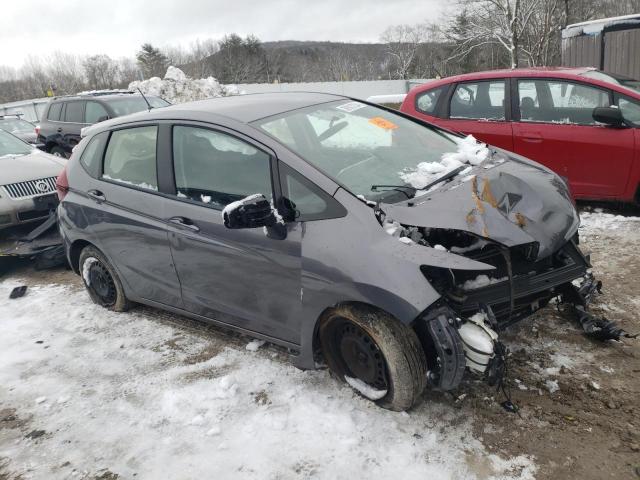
left=0, top=208, right=638, bottom=480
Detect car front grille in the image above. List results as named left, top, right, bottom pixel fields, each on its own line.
left=1, top=177, right=57, bottom=199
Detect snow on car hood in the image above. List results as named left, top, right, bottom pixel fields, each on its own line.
left=381, top=151, right=580, bottom=260
left=0, top=149, right=65, bottom=185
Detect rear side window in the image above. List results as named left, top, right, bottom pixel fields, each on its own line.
left=172, top=126, right=272, bottom=208
left=103, top=126, right=158, bottom=191
left=64, top=101, right=84, bottom=123
left=416, top=86, right=446, bottom=115
left=279, top=163, right=346, bottom=221
left=518, top=80, right=609, bottom=125
left=47, top=103, right=63, bottom=121
left=79, top=132, right=109, bottom=178
left=85, top=102, right=109, bottom=124
left=450, top=81, right=506, bottom=120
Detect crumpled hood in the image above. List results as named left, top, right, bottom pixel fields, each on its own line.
left=380, top=151, right=579, bottom=259
left=0, top=150, right=65, bottom=186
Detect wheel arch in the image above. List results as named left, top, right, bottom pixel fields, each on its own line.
left=68, top=239, right=93, bottom=274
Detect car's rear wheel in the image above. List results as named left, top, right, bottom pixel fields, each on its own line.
left=319, top=304, right=427, bottom=411
left=50, top=146, right=66, bottom=158
left=79, top=246, right=130, bottom=312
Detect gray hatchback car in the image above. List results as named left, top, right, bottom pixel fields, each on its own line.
left=57, top=92, right=595, bottom=410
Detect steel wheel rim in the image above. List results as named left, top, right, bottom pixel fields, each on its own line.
left=88, top=262, right=117, bottom=307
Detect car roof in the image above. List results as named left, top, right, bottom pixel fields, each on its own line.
left=89, top=92, right=347, bottom=132
left=161, top=92, right=345, bottom=123
left=428, top=67, right=594, bottom=86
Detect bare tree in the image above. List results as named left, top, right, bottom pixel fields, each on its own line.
left=380, top=24, right=431, bottom=79
left=84, top=55, right=120, bottom=90
left=447, top=0, right=539, bottom=69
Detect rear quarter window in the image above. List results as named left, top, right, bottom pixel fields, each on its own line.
left=79, top=132, right=109, bottom=178
left=415, top=86, right=446, bottom=116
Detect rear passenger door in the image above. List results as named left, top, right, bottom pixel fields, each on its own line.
left=162, top=123, right=304, bottom=345
left=439, top=79, right=514, bottom=151
left=60, top=100, right=86, bottom=155
left=512, top=79, right=635, bottom=198
left=80, top=124, right=183, bottom=307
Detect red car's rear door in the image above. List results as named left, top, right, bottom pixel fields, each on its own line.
left=512, top=78, right=634, bottom=199
left=437, top=79, right=514, bottom=151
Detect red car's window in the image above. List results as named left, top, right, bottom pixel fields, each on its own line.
left=415, top=86, right=446, bottom=116
left=450, top=81, right=506, bottom=121
left=617, top=96, right=640, bottom=126
left=517, top=79, right=609, bottom=125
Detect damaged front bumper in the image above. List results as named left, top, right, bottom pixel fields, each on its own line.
left=415, top=240, right=635, bottom=393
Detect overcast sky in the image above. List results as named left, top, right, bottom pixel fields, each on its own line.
left=1, top=0, right=446, bottom=69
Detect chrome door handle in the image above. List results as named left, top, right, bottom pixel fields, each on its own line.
left=168, top=216, right=200, bottom=232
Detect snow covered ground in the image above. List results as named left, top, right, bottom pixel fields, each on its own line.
left=2, top=210, right=639, bottom=480
left=0, top=281, right=535, bottom=479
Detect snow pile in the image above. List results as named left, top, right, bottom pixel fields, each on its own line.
left=460, top=274, right=508, bottom=290
left=400, top=135, right=488, bottom=190
left=0, top=278, right=536, bottom=480
left=129, top=66, right=240, bottom=104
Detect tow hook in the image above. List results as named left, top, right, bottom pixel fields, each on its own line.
left=560, top=273, right=637, bottom=341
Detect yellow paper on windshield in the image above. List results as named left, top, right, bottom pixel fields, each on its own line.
left=369, top=117, right=398, bottom=130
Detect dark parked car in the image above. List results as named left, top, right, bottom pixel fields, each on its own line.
left=57, top=93, right=598, bottom=410
left=401, top=67, right=640, bottom=205
left=38, top=91, right=169, bottom=158
left=0, top=115, right=40, bottom=146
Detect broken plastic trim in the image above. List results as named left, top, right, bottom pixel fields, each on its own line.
left=559, top=273, right=637, bottom=341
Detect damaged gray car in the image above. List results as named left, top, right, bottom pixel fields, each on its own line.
left=57, top=93, right=631, bottom=411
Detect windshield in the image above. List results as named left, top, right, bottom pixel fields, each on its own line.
left=255, top=100, right=468, bottom=203
left=107, top=96, right=170, bottom=116
left=0, top=129, right=33, bottom=157
left=0, top=118, right=33, bottom=134
left=581, top=70, right=640, bottom=93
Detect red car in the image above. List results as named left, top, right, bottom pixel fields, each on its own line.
left=401, top=67, right=640, bottom=204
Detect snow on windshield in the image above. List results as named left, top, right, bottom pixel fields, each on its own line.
left=400, top=135, right=489, bottom=190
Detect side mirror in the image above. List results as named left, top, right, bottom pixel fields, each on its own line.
left=97, top=115, right=110, bottom=123
left=593, top=106, right=625, bottom=127
left=222, top=194, right=278, bottom=229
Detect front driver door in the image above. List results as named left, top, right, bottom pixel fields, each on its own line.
left=163, top=123, right=303, bottom=345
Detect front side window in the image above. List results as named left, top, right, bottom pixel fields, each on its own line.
left=518, top=80, right=609, bottom=125
left=103, top=126, right=158, bottom=191
left=255, top=100, right=459, bottom=203
left=64, top=101, right=85, bottom=123
left=416, top=86, right=446, bottom=115
left=617, top=96, right=640, bottom=126
left=279, top=163, right=345, bottom=221
left=450, top=81, right=505, bottom=120
left=172, top=126, right=272, bottom=208
left=85, top=102, right=109, bottom=124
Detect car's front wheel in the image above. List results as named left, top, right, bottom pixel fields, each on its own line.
left=319, top=305, right=427, bottom=411
left=79, top=245, right=130, bottom=312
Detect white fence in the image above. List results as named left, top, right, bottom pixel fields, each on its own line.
left=0, top=79, right=432, bottom=123
left=235, top=79, right=432, bottom=100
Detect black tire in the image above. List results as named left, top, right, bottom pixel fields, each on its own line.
left=50, top=146, right=67, bottom=158
left=78, top=245, right=130, bottom=312
left=319, top=304, right=427, bottom=411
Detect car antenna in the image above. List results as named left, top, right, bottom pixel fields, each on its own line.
left=136, top=87, right=153, bottom=111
